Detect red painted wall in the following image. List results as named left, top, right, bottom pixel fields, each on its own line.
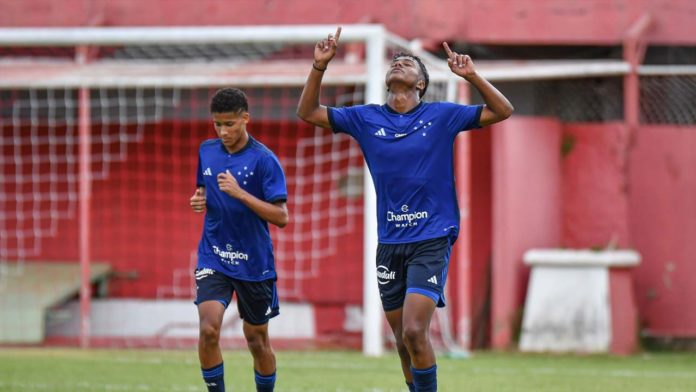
left=628, top=125, right=696, bottom=337
left=1, top=0, right=695, bottom=45
left=562, top=122, right=631, bottom=249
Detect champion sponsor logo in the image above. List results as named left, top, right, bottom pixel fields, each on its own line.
left=203, top=167, right=212, bottom=176
left=195, top=268, right=215, bottom=280
left=387, top=204, right=429, bottom=228
left=212, top=244, right=249, bottom=265
left=394, top=133, right=407, bottom=138
left=376, top=265, right=396, bottom=285
left=428, top=275, right=438, bottom=285
left=374, top=128, right=387, bottom=136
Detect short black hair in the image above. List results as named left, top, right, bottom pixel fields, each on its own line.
left=210, top=88, right=248, bottom=114
left=392, top=52, right=430, bottom=98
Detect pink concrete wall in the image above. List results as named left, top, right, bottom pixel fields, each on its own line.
left=628, top=125, right=696, bottom=337
left=562, top=123, right=632, bottom=249
left=1, top=0, right=695, bottom=45
left=492, top=117, right=563, bottom=349
left=610, top=268, right=640, bottom=354
left=561, top=122, right=696, bottom=337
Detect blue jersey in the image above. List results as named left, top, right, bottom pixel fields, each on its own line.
left=196, top=137, right=287, bottom=281
left=328, top=102, right=483, bottom=244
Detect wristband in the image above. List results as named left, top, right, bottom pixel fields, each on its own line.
left=313, top=62, right=327, bottom=72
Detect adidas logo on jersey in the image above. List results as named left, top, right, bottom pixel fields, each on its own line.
left=265, top=306, right=272, bottom=316
left=428, top=275, right=438, bottom=285
left=203, top=167, right=212, bottom=176
left=374, top=128, right=387, bottom=136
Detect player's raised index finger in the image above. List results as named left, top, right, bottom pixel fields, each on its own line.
left=442, top=42, right=454, bottom=58
left=334, top=27, right=342, bottom=42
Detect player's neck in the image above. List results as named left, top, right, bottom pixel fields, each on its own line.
left=386, top=88, right=420, bottom=114
left=223, top=131, right=250, bottom=154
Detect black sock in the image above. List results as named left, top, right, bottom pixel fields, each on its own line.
left=201, top=362, right=225, bottom=392
left=254, top=369, right=276, bottom=392
left=411, top=364, right=437, bottom=392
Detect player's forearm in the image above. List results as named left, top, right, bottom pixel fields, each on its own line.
left=237, top=192, right=289, bottom=228
left=296, top=65, right=329, bottom=127
left=465, top=72, right=514, bottom=124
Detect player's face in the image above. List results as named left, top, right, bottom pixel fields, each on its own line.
left=212, top=111, right=249, bottom=152
left=386, top=57, right=425, bottom=92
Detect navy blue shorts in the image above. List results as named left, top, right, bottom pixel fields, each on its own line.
left=194, top=268, right=279, bottom=325
left=376, top=236, right=452, bottom=311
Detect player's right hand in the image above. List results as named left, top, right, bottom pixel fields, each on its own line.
left=314, top=26, right=341, bottom=69
left=190, top=187, right=206, bottom=213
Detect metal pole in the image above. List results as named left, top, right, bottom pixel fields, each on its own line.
left=77, top=45, right=92, bottom=348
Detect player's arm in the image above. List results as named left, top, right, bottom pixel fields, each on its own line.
left=190, top=187, right=206, bottom=213
left=296, top=27, right=342, bottom=129
left=217, top=171, right=289, bottom=228
left=443, top=42, right=514, bottom=127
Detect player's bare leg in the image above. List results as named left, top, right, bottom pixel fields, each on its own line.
left=198, top=301, right=227, bottom=391
left=244, top=321, right=277, bottom=391
left=385, top=307, right=413, bottom=383
left=198, top=301, right=226, bottom=367
left=243, top=321, right=276, bottom=374
left=402, top=292, right=437, bottom=367
left=402, top=292, right=438, bottom=391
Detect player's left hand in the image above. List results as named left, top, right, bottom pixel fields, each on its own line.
left=217, top=170, right=245, bottom=199
left=443, top=42, right=476, bottom=79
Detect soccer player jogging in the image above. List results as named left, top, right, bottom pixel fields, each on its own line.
left=190, top=88, right=289, bottom=392
left=297, top=28, right=513, bottom=392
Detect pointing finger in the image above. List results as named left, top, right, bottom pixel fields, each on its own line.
left=334, top=26, right=342, bottom=43
left=442, top=42, right=454, bottom=58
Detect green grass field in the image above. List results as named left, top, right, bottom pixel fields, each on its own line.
left=1, top=348, right=695, bottom=391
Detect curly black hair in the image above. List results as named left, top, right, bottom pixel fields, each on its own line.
left=392, top=52, right=430, bottom=98
left=210, top=88, right=248, bottom=114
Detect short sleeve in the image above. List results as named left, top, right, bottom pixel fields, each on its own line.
left=261, top=154, right=288, bottom=203
left=442, top=102, right=484, bottom=135
left=328, top=106, right=365, bottom=138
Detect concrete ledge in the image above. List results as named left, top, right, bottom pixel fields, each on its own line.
left=523, top=249, right=641, bottom=267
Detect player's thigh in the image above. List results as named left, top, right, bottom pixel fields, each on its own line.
left=376, top=242, right=408, bottom=311
left=194, top=268, right=235, bottom=327
left=242, top=319, right=270, bottom=342
left=232, top=278, right=279, bottom=325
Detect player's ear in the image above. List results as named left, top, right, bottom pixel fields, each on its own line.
left=416, top=79, right=426, bottom=95
left=242, top=111, right=250, bottom=124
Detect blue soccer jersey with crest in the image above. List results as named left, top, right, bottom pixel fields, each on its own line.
left=196, top=137, right=287, bottom=281
left=328, top=102, right=483, bottom=244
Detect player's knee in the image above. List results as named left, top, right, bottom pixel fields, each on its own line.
left=199, top=320, right=221, bottom=345
left=245, top=332, right=269, bottom=355
left=402, top=323, right=428, bottom=348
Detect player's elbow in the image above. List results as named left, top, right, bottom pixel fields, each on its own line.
left=275, top=211, right=289, bottom=229
left=296, top=105, right=311, bottom=122
left=502, top=103, right=514, bottom=119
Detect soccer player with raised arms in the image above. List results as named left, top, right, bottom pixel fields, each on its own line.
left=297, top=28, right=513, bottom=391
left=190, top=88, right=289, bottom=392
